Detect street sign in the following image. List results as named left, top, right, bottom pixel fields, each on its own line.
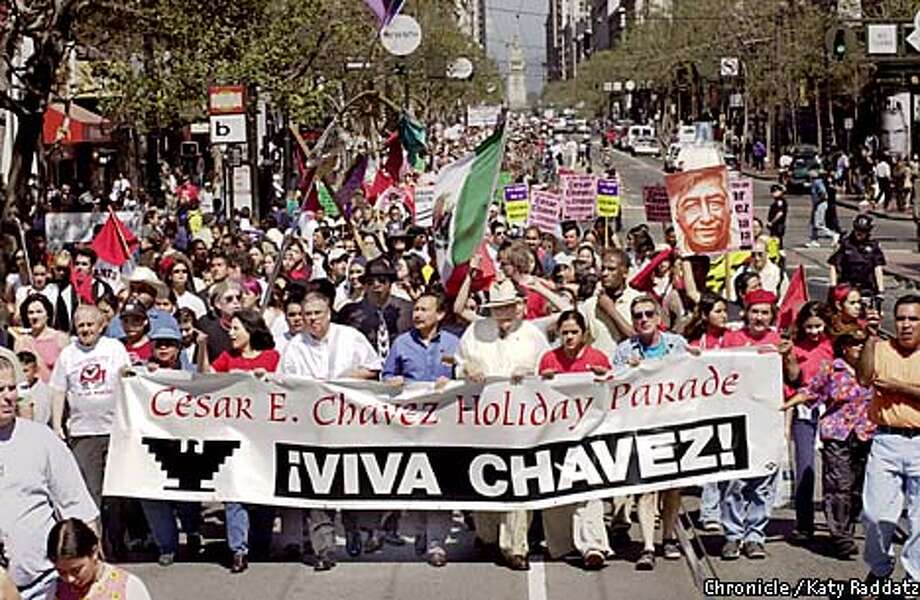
left=209, top=114, right=247, bottom=144
left=209, top=85, right=246, bottom=115
left=613, top=81, right=622, bottom=92
left=844, top=117, right=854, bottom=130
left=625, top=80, right=636, bottom=92
left=720, top=57, right=740, bottom=77
left=603, top=81, right=613, bottom=92
left=907, top=11, right=920, bottom=52
left=867, top=24, right=898, bottom=55
left=380, top=14, right=422, bottom=56
left=729, top=93, right=743, bottom=108
left=447, top=57, right=474, bottom=79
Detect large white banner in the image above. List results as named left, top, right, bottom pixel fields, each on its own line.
left=104, top=351, right=784, bottom=510
left=45, top=211, right=143, bottom=246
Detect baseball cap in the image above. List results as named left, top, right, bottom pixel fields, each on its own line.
left=148, top=310, right=182, bottom=343
left=121, top=301, right=147, bottom=319
left=328, top=248, right=349, bottom=263
left=853, top=214, right=874, bottom=232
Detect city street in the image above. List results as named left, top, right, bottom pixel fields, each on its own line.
left=605, top=148, right=919, bottom=327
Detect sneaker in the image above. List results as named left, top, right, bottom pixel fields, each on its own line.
left=364, top=531, right=384, bottom=554
left=427, top=548, right=447, bottom=568
left=786, top=529, right=812, bottom=546
left=702, top=520, right=722, bottom=533
left=804, top=240, right=821, bottom=248
left=721, top=540, right=741, bottom=561
left=583, top=550, right=605, bottom=570
left=743, top=541, right=766, bottom=559
left=635, top=549, right=656, bottom=571
left=157, top=552, right=174, bottom=567
left=662, top=539, right=681, bottom=560
left=831, top=232, right=841, bottom=246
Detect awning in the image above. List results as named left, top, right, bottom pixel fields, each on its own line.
left=43, top=102, right=111, bottom=145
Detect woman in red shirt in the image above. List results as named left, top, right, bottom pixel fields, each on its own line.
left=210, top=308, right=279, bottom=573
left=683, top=292, right=730, bottom=351
left=539, top=310, right=610, bottom=376
left=787, top=301, right=834, bottom=546
left=538, top=310, right=611, bottom=570
left=211, top=309, right=280, bottom=375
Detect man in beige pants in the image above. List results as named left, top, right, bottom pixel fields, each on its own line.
left=457, top=280, right=549, bottom=571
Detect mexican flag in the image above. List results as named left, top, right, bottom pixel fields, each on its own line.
left=434, top=122, right=505, bottom=296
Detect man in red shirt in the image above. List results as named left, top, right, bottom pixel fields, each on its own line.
left=120, top=301, right=153, bottom=366
left=719, top=289, right=796, bottom=561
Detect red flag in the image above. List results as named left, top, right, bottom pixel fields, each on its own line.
left=90, top=211, right=138, bottom=267
left=777, top=265, right=808, bottom=332
left=442, top=241, right=496, bottom=298
left=629, top=248, right=675, bottom=297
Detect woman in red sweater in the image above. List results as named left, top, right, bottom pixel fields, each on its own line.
left=210, top=308, right=279, bottom=573
left=538, top=310, right=611, bottom=569
left=211, top=309, right=280, bottom=375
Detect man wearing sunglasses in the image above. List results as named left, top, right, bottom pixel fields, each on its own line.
left=612, top=295, right=690, bottom=571
left=729, top=239, right=788, bottom=303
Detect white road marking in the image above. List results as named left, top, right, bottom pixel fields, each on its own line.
left=527, top=557, right=548, bottom=600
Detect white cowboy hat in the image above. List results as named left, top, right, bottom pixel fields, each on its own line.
left=481, top=279, right=522, bottom=309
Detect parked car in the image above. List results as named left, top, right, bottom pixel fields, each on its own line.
left=788, top=144, right=822, bottom=191
left=633, top=136, right=661, bottom=157
left=663, top=143, right=682, bottom=172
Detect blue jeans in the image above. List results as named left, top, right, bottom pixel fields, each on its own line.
left=862, top=433, right=920, bottom=580
left=225, top=503, right=275, bottom=555
left=700, top=482, right=722, bottom=523
left=792, top=418, right=817, bottom=533
left=141, top=500, right=200, bottom=554
left=810, top=201, right=835, bottom=241
left=720, top=472, right=777, bottom=544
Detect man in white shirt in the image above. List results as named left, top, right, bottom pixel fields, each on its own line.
left=49, top=305, right=131, bottom=548
left=457, top=280, right=550, bottom=571
left=280, top=292, right=381, bottom=571
left=729, top=239, right=789, bottom=303
left=0, top=347, right=99, bottom=600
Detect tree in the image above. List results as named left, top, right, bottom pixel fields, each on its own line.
left=0, top=0, right=94, bottom=218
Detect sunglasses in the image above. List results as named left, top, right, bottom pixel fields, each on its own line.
left=632, top=310, right=658, bottom=321
left=172, top=268, right=188, bottom=274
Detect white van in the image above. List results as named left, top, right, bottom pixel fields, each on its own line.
left=627, top=125, right=655, bottom=153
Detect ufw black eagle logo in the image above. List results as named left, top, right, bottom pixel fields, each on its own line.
left=142, top=437, right=240, bottom=492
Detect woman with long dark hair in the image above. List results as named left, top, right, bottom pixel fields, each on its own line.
left=782, top=333, right=875, bottom=558
left=681, top=292, right=731, bottom=531
left=210, top=309, right=279, bottom=572
left=538, top=310, right=611, bottom=569
left=787, top=301, right=834, bottom=546
left=13, top=294, right=69, bottom=382
left=45, top=518, right=151, bottom=599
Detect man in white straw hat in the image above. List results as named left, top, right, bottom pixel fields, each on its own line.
left=456, top=279, right=549, bottom=571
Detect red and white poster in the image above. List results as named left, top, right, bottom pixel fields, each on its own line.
left=528, top=191, right=562, bottom=235
left=562, top=175, right=597, bottom=221
left=664, top=166, right=741, bottom=255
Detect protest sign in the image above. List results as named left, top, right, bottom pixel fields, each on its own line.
left=664, top=165, right=741, bottom=255
left=528, top=191, right=562, bottom=235
left=562, top=175, right=597, bottom=221
left=104, top=352, right=784, bottom=510
left=45, top=211, right=143, bottom=247
left=642, top=185, right=672, bottom=223
left=596, top=179, right=621, bottom=218
left=730, top=177, right=755, bottom=249
left=414, top=185, right=435, bottom=227
left=503, top=184, right=529, bottom=224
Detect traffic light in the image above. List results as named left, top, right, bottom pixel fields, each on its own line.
left=832, top=28, right=847, bottom=61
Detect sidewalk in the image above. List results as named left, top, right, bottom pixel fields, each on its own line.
left=740, top=167, right=915, bottom=223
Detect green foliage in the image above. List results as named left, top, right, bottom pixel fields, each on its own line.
left=83, top=0, right=502, bottom=131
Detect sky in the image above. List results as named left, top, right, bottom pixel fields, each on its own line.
left=484, top=0, right=547, bottom=96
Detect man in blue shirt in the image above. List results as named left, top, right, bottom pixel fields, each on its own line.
left=612, top=295, right=689, bottom=571
left=383, top=291, right=459, bottom=567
